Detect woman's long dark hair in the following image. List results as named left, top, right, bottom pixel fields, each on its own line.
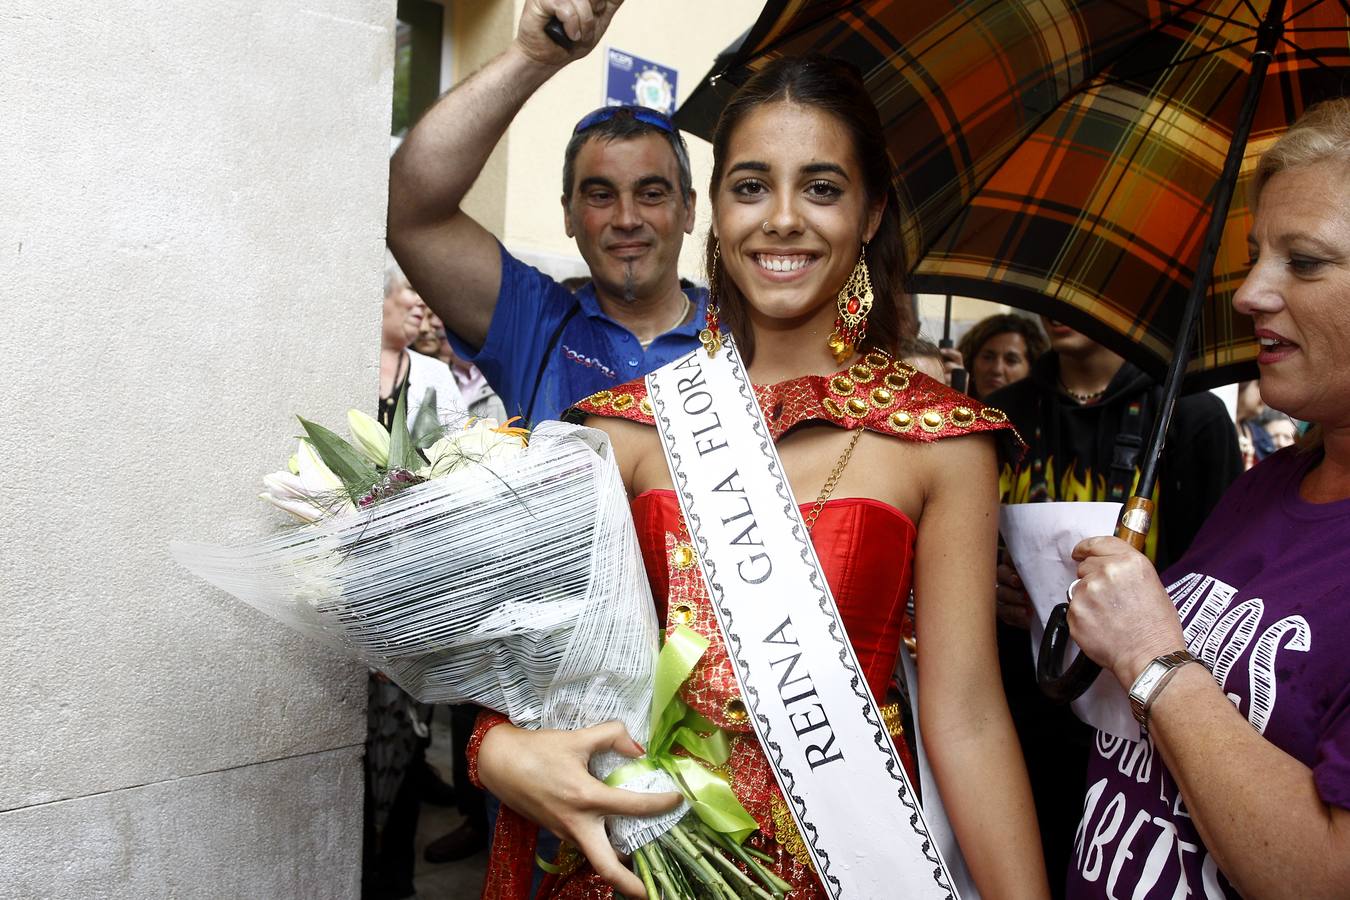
left=705, top=56, right=914, bottom=361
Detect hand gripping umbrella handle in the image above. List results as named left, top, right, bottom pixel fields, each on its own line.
left=1037, top=497, right=1154, bottom=703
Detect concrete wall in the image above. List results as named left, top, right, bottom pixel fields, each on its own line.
left=1, top=1, right=389, bottom=894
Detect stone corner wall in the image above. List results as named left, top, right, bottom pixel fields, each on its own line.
left=0, top=2, right=395, bottom=895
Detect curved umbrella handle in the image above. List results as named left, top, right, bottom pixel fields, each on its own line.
left=1037, top=602, right=1100, bottom=703
left=1037, top=497, right=1154, bottom=703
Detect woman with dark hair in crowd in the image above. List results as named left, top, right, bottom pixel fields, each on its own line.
left=467, top=53, right=1048, bottom=899
left=1063, top=98, right=1350, bottom=898
left=957, top=313, right=1048, bottom=400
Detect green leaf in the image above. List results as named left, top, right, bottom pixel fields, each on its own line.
left=386, top=383, right=423, bottom=471
left=414, top=423, right=449, bottom=450
left=410, top=389, right=446, bottom=448
left=298, top=416, right=380, bottom=497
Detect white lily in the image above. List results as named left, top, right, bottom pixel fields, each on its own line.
left=260, top=442, right=357, bottom=522
left=422, top=418, right=527, bottom=478
left=347, top=409, right=390, bottom=466
left=295, top=439, right=344, bottom=495
left=259, top=472, right=327, bottom=523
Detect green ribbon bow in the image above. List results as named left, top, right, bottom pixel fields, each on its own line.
left=606, top=625, right=759, bottom=843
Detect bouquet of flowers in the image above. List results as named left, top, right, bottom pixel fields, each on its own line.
left=171, top=394, right=790, bottom=899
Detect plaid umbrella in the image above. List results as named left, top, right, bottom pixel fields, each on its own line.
left=676, top=0, right=1350, bottom=392
left=677, top=1, right=1348, bottom=700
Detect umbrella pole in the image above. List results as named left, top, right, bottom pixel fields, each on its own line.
left=1039, top=0, right=1287, bottom=703
left=940, top=294, right=968, bottom=393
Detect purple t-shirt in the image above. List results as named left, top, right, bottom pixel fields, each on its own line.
left=1066, top=446, right=1350, bottom=899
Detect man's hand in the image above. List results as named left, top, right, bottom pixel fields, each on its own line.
left=996, top=548, right=1032, bottom=628
left=516, top=0, right=623, bottom=67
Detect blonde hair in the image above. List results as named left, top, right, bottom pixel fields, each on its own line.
left=1251, top=98, right=1350, bottom=205
left=1251, top=98, right=1350, bottom=453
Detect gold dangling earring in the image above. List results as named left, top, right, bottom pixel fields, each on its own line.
left=700, top=242, right=724, bottom=358
left=827, top=245, right=874, bottom=364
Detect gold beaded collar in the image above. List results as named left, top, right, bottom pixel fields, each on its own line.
left=572, top=351, right=1022, bottom=449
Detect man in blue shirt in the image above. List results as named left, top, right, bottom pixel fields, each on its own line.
left=386, top=0, right=704, bottom=880
left=388, top=0, right=706, bottom=423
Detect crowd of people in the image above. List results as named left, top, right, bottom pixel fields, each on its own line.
left=358, top=1, right=1350, bottom=898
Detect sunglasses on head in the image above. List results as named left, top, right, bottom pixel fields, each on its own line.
left=572, top=104, right=677, bottom=136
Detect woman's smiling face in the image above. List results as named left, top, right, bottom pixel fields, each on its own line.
left=1234, top=159, right=1350, bottom=427
left=713, top=101, right=883, bottom=335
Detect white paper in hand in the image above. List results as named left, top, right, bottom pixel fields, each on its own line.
left=998, top=502, right=1141, bottom=741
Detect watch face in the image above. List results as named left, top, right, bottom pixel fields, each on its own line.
left=1129, top=653, right=1196, bottom=729
left=1129, top=660, right=1169, bottom=723
left=1132, top=661, right=1165, bottom=696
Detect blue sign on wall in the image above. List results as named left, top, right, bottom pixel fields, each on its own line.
left=604, top=47, right=678, bottom=115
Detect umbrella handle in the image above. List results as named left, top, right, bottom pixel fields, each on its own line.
left=938, top=335, right=968, bottom=393
left=543, top=16, right=574, bottom=51
left=1037, top=602, right=1098, bottom=703
left=1037, top=497, right=1154, bottom=703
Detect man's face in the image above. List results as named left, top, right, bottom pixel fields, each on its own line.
left=1040, top=317, right=1099, bottom=357
left=562, top=133, right=696, bottom=303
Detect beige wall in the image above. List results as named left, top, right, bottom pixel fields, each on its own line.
left=1, top=0, right=388, bottom=893
left=439, top=0, right=761, bottom=280
left=450, top=0, right=517, bottom=237
left=915, top=294, right=1017, bottom=346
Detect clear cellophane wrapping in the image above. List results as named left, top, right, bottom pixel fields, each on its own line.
left=172, top=421, right=685, bottom=851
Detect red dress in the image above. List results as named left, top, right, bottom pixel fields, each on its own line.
left=469, top=356, right=1018, bottom=899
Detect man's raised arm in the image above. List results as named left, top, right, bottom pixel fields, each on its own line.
left=387, top=0, right=621, bottom=349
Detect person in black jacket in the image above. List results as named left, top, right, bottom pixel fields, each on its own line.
left=984, top=320, right=1242, bottom=898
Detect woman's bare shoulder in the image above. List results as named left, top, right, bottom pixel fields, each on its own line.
left=578, top=415, right=666, bottom=494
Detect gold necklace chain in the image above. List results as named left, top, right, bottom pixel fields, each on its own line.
left=803, top=427, right=865, bottom=531
left=638, top=295, right=691, bottom=349
left=674, top=426, right=865, bottom=555
left=672, top=354, right=879, bottom=563
left=800, top=351, right=881, bottom=528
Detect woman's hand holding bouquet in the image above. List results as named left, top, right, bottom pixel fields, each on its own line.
left=480, top=721, right=681, bottom=898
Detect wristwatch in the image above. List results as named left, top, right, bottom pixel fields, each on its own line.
left=1127, top=649, right=1199, bottom=735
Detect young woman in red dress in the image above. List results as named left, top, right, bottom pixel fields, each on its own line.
left=469, top=56, right=1049, bottom=899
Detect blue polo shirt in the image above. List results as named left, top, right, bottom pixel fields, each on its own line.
left=450, top=243, right=707, bottom=423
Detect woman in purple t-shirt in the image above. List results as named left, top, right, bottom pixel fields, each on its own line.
left=1062, top=100, right=1350, bottom=899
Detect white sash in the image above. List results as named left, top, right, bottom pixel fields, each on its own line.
left=646, top=339, right=958, bottom=900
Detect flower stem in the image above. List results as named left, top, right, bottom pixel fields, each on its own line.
left=684, top=829, right=777, bottom=900
left=695, top=822, right=792, bottom=896
left=644, top=838, right=691, bottom=900
left=634, top=846, right=660, bottom=900
left=666, top=839, right=701, bottom=899
left=659, top=828, right=738, bottom=900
